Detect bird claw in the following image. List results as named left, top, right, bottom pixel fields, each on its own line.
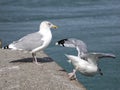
left=68, top=72, right=77, bottom=80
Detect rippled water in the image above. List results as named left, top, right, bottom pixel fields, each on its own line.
left=0, top=0, right=120, bottom=90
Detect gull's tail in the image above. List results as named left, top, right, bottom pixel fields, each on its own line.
left=0, top=39, right=10, bottom=49
left=3, top=45, right=9, bottom=49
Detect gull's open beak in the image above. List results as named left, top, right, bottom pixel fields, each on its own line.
left=51, top=25, right=58, bottom=29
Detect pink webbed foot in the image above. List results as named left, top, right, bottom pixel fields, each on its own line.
left=68, top=69, right=77, bottom=80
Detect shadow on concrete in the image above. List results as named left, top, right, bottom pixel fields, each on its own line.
left=10, top=57, right=54, bottom=63
left=59, top=69, right=67, bottom=72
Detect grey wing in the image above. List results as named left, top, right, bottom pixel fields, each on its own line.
left=12, top=32, right=44, bottom=51
left=83, top=52, right=116, bottom=64
left=89, top=52, right=116, bottom=59
left=56, top=38, right=88, bottom=56
left=73, top=39, right=87, bottom=56
left=66, top=38, right=88, bottom=57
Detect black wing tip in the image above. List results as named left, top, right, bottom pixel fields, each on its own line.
left=56, top=39, right=68, bottom=47
left=0, top=39, right=9, bottom=49
left=3, top=45, right=9, bottom=49
left=104, top=54, right=116, bottom=59
left=112, top=55, right=116, bottom=59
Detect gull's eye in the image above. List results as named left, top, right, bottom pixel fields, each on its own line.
left=48, top=23, right=51, bottom=26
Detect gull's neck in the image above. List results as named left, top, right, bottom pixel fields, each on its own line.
left=39, top=25, right=51, bottom=35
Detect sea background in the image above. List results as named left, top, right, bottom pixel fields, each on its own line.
left=0, top=0, right=120, bottom=90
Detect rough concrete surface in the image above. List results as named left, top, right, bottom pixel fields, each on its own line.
left=0, top=49, right=86, bottom=90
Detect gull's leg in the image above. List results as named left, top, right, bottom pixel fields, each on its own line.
left=32, top=53, right=38, bottom=64
left=68, top=69, right=77, bottom=80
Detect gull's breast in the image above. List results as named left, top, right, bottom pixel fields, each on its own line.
left=31, top=31, right=52, bottom=53
left=78, top=63, right=98, bottom=76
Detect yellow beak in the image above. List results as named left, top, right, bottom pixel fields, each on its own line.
left=52, top=25, right=58, bottom=29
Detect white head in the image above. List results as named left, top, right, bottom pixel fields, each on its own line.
left=40, top=21, right=58, bottom=30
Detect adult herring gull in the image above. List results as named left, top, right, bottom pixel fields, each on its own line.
left=56, top=38, right=116, bottom=80
left=4, top=21, right=58, bottom=64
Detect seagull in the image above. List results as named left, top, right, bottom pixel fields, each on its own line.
left=56, top=38, right=116, bottom=80
left=4, top=21, right=58, bottom=64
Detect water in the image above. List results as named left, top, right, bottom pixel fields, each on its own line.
left=0, top=0, right=120, bottom=90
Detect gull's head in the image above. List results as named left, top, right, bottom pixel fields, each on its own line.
left=40, top=21, right=58, bottom=30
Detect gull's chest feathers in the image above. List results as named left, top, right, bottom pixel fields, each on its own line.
left=78, top=62, right=98, bottom=76
left=42, top=32, right=52, bottom=47
left=41, top=30, right=52, bottom=47
left=31, top=28, right=52, bottom=53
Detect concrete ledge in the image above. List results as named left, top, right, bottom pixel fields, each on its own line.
left=0, top=49, right=86, bottom=90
